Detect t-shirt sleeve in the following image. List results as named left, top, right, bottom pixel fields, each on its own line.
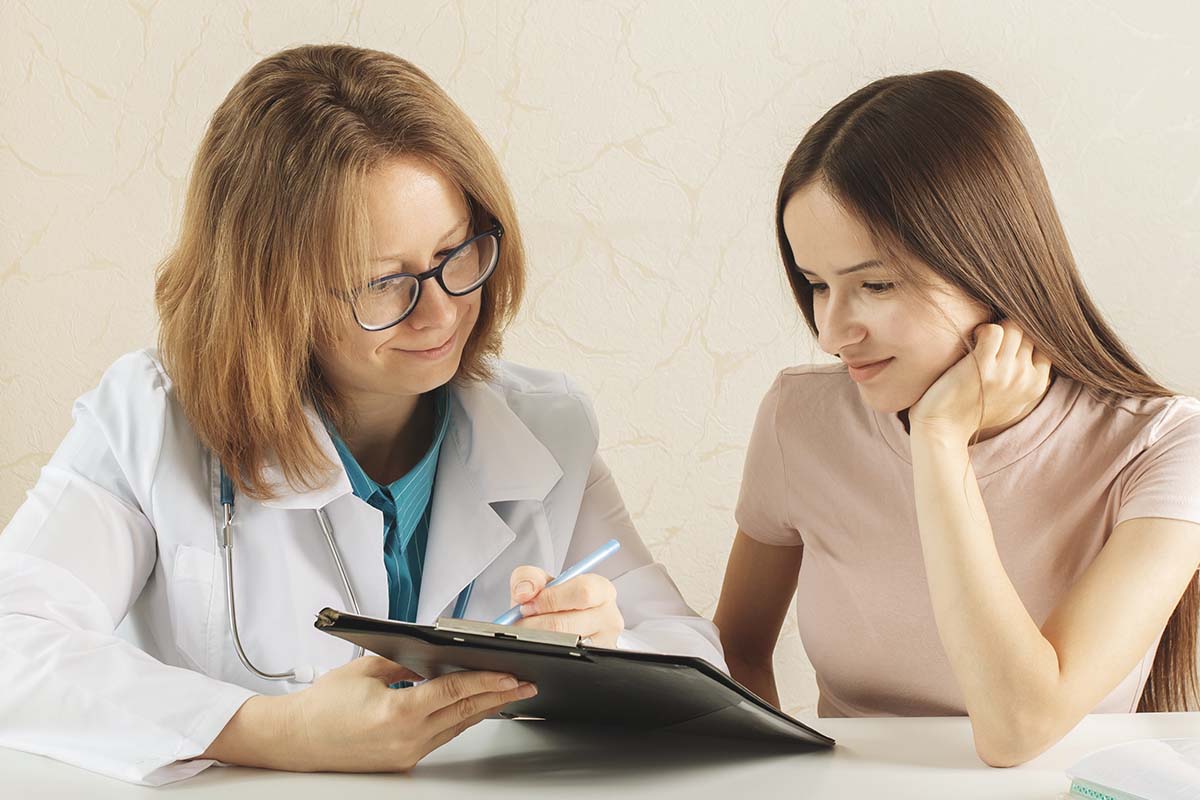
left=734, top=373, right=803, bottom=546
left=1115, top=399, right=1200, bottom=529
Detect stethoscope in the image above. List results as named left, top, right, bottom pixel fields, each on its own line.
left=215, top=459, right=473, bottom=683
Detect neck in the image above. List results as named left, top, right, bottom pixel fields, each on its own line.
left=340, top=390, right=436, bottom=485
left=973, top=390, right=1047, bottom=442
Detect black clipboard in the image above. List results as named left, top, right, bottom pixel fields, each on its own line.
left=314, top=608, right=834, bottom=748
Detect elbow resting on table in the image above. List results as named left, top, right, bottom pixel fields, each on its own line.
left=970, top=704, right=1066, bottom=768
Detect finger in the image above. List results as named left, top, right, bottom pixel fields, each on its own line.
left=417, top=684, right=537, bottom=763
left=972, top=323, right=1005, bottom=360
left=1016, top=336, right=1035, bottom=366
left=351, top=655, right=424, bottom=685
left=519, top=573, right=616, bottom=616
left=997, top=325, right=1024, bottom=362
left=997, top=319, right=1022, bottom=336
left=514, top=607, right=605, bottom=638
left=413, top=670, right=522, bottom=714
left=1032, top=349, right=1053, bottom=382
left=510, top=565, right=553, bottom=605
left=424, top=681, right=538, bottom=733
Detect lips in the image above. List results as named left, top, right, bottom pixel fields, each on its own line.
left=845, top=357, right=894, bottom=383
left=403, top=332, right=455, bottom=353
left=843, top=358, right=889, bottom=369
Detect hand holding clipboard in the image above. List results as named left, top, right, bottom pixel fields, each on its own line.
left=314, top=536, right=834, bottom=750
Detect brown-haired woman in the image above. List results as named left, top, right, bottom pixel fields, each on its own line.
left=0, top=45, right=723, bottom=784
left=714, top=70, right=1200, bottom=767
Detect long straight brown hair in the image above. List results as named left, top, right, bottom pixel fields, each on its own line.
left=775, top=70, right=1197, bottom=713
left=156, top=45, right=526, bottom=500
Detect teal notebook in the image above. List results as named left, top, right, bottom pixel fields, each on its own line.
left=1066, top=739, right=1200, bottom=800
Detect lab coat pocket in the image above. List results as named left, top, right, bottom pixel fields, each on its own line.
left=168, top=544, right=218, bottom=674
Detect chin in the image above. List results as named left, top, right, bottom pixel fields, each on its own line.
left=418, top=357, right=460, bottom=389
left=854, top=384, right=921, bottom=415
left=378, top=353, right=458, bottom=394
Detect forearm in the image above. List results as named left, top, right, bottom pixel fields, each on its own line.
left=724, top=653, right=782, bottom=708
left=713, top=533, right=802, bottom=710
left=0, top=566, right=260, bottom=785
left=910, top=430, right=1062, bottom=760
left=200, top=694, right=300, bottom=771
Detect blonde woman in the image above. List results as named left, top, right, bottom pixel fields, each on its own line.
left=0, top=45, right=723, bottom=784
left=715, top=71, right=1200, bottom=766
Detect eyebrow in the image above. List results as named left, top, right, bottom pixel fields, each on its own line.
left=795, top=259, right=885, bottom=277
left=372, top=217, right=471, bottom=263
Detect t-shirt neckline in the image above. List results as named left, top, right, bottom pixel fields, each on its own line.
left=871, top=375, right=1082, bottom=477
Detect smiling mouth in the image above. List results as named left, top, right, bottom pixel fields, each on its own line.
left=846, top=357, right=894, bottom=382
left=401, top=333, right=455, bottom=354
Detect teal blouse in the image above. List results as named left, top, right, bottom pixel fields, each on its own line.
left=328, top=388, right=451, bottom=622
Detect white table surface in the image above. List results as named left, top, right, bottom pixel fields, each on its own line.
left=5, top=712, right=1198, bottom=798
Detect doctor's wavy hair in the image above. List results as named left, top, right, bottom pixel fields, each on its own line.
left=775, top=70, right=1197, bottom=714
left=156, top=44, right=525, bottom=501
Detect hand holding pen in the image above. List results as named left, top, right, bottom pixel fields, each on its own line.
left=496, top=539, right=624, bottom=648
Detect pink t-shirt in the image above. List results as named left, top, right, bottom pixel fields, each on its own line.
left=735, top=364, right=1200, bottom=717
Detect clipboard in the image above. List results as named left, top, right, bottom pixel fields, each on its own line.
left=314, top=608, right=834, bottom=748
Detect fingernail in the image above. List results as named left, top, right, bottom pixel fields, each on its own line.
left=518, top=682, right=538, bottom=698
left=514, top=581, right=534, bottom=602
left=499, top=676, right=518, bottom=690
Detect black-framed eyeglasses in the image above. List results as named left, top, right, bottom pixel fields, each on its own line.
left=349, top=224, right=504, bottom=332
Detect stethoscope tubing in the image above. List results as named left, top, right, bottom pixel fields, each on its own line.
left=218, top=461, right=350, bottom=681
left=215, top=459, right=472, bottom=683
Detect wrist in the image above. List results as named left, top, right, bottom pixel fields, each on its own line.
left=908, top=417, right=971, bottom=450
left=202, top=693, right=297, bottom=770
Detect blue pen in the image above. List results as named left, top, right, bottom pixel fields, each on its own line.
left=492, top=539, right=622, bottom=625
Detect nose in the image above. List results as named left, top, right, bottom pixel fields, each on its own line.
left=407, top=277, right=458, bottom=331
left=814, top=291, right=867, bottom=356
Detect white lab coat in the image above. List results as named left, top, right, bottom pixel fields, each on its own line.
left=0, top=349, right=725, bottom=785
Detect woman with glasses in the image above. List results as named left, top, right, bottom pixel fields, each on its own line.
left=0, top=45, right=724, bottom=784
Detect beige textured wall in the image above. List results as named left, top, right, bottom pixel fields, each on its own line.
left=2, top=1, right=1198, bottom=716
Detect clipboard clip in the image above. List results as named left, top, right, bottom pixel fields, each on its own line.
left=434, top=617, right=583, bottom=649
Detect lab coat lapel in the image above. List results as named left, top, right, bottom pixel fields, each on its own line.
left=416, top=379, right=563, bottom=624
left=247, top=404, right=390, bottom=622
